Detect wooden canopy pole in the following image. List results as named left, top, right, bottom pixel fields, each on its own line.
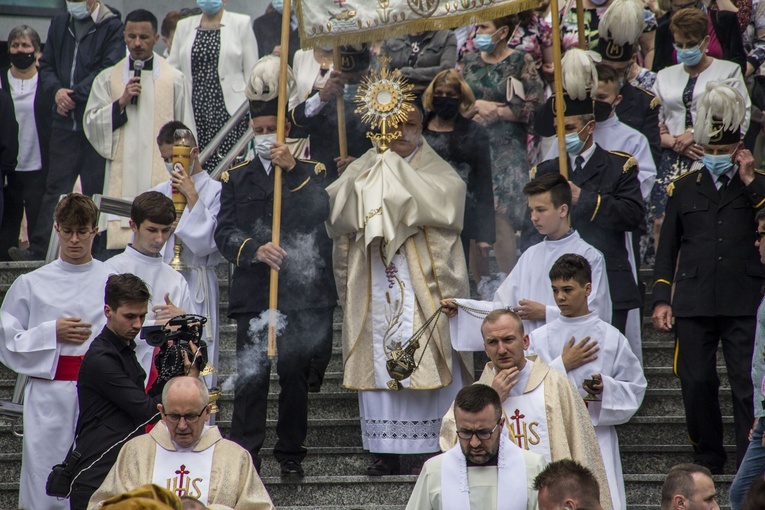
left=333, top=47, right=349, bottom=159
left=268, top=0, right=293, bottom=358
left=576, top=0, right=586, bottom=48
left=551, top=0, right=569, bottom=178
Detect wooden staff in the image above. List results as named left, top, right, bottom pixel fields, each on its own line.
left=268, top=0, right=293, bottom=358
left=576, top=0, right=586, bottom=49
left=551, top=0, right=569, bottom=177
left=333, top=47, right=348, bottom=159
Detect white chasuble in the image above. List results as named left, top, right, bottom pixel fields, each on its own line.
left=152, top=444, right=214, bottom=503
left=503, top=380, right=551, bottom=461
left=441, top=434, right=527, bottom=510
left=370, top=240, right=415, bottom=388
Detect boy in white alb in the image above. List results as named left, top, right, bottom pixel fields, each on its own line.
left=151, top=121, right=221, bottom=385
left=442, top=173, right=612, bottom=351
left=530, top=254, right=646, bottom=510
left=105, top=191, right=193, bottom=379
left=0, top=194, right=113, bottom=510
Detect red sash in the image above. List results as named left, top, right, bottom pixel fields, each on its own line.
left=53, top=355, right=84, bottom=381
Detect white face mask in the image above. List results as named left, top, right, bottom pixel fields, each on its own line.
left=255, top=133, right=277, bottom=160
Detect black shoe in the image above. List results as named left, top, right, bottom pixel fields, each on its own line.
left=308, top=382, right=322, bottom=393
left=280, top=459, right=305, bottom=479
left=8, top=247, right=43, bottom=262
left=366, top=454, right=401, bottom=476
left=694, top=461, right=724, bottom=475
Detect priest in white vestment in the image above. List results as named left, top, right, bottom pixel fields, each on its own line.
left=105, top=192, right=193, bottom=379
left=439, top=309, right=614, bottom=510
left=443, top=172, right=611, bottom=352
left=530, top=254, right=646, bottom=510
left=152, top=121, right=221, bottom=388
left=327, top=106, right=472, bottom=474
left=88, top=377, right=274, bottom=510
left=407, top=384, right=545, bottom=510
left=83, top=9, right=196, bottom=250
left=0, top=194, right=113, bottom=510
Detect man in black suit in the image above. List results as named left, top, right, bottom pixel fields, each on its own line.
left=288, top=44, right=373, bottom=182
left=527, top=87, right=645, bottom=335
left=214, top=85, right=335, bottom=478
left=252, top=0, right=299, bottom=64
left=652, top=84, right=765, bottom=472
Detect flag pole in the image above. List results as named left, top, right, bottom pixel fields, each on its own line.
left=551, top=0, right=569, bottom=178
left=333, top=47, right=349, bottom=160
left=268, top=0, right=293, bottom=358
left=576, top=0, right=586, bottom=48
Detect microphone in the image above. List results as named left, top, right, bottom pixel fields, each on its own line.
left=131, top=59, right=144, bottom=106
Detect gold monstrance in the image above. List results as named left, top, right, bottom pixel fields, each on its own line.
left=170, top=129, right=193, bottom=270
left=354, top=55, right=416, bottom=153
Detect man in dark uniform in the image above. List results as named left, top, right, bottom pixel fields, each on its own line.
left=288, top=44, right=374, bottom=182
left=525, top=51, right=644, bottom=336
left=252, top=0, right=299, bottom=64
left=214, top=61, right=335, bottom=479
left=652, top=83, right=765, bottom=473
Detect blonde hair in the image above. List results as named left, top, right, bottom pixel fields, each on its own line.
left=422, top=69, right=476, bottom=114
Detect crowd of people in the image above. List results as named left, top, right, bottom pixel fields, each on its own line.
left=4, top=0, right=765, bottom=507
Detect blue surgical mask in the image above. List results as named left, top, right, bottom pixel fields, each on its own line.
left=197, top=0, right=223, bottom=15
left=272, top=0, right=284, bottom=13
left=702, top=153, right=734, bottom=176
left=255, top=134, right=277, bottom=160
left=674, top=45, right=703, bottom=66
left=66, top=1, right=90, bottom=20
left=474, top=32, right=498, bottom=53
left=565, top=123, right=591, bottom=155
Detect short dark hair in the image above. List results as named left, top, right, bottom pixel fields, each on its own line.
left=533, top=460, right=601, bottom=507
left=160, top=11, right=181, bottom=38
left=670, top=8, right=708, bottom=42
left=756, top=208, right=765, bottom=224
left=54, top=193, right=99, bottom=229
left=131, top=191, right=176, bottom=227
left=8, top=25, right=42, bottom=53
left=742, top=476, right=765, bottom=510
left=104, top=273, right=150, bottom=310
left=595, top=63, right=620, bottom=84
left=661, top=464, right=712, bottom=510
left=125, top=9, right=158, bottom=33
left=492, top=14, right=520, bottom=34
left=549, top=254, right=592, bottom=286
left=523, top=173, right=572, bottom=209
left=156, top=121, right=197, bottom=147
left=481, top=308, right=524, bottom=337
left=454, top=384, right=502, bottom=421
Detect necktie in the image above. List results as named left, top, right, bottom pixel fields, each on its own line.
left=574, top=156, right=584, bottom=174
left=717, top=174, right=730, bottom=192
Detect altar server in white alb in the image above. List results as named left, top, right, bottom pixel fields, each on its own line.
left=152, top=121, right=221, bottom=385
left=407, top=384, right=546, bottom=510
left=0, top=194, right=113, bottom=510
left=442, top=173, right=611, bottom=350
left=84, top=9, right=195, bottom=249
left=105, top=191, right=193, bottom=378
left=530, top=254, right=646, bottom=510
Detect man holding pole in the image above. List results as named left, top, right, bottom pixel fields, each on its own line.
left=214, top=56, right=334, bottom=478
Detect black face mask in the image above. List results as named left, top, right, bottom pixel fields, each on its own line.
left=593, top=99, right=617, bottom=122
left=432, top=96, right=461, bottom=120
left=9, top=51, right=36, bottom=70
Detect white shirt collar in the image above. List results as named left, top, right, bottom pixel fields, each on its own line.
left=571, top=141, right=597, bottom=171
left=258, top=156, right=272, bottom=175
left=90, top=3, right=101, bottom=23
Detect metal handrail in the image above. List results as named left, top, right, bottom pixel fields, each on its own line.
left=210, top=128, right=255, bottom=181
left=199, top=100, right=250, bottom=167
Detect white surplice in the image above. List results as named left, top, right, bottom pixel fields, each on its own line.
left=0, top=259, right=113, bottom=510
left=450, top=231, right=611, bottom=352
left=151, top=172, right=222, bottom=385
left=530, top=311, right=647, bottom=510
left=105, top=246, right=194, bottom=380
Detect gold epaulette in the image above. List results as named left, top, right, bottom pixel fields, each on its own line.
left=666, top=169, right=698, bottom=197
left=636, top=86, right=661, bottom=110
left=221, top=159, right=250, bottom=183
left=530, top=166, right=537, bottom=179
left=756, top=169, right=765, bottom=176
left=608, top=151, right=638, bottom=173
left=298, top=159, right=327, bottom=177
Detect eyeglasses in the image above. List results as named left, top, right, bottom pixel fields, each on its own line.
left=456, top=421, right=501, bottom=440
left=162, top=407, right=207, bottom=424
left=55, top=226, right=96, bottom=240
